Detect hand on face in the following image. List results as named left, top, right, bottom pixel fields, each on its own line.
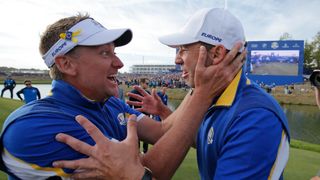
left=193, top=42, right=246, bottom=99
left=127, top=86, right=165, bottom=115
left=53, top=115, right=144, bottom=180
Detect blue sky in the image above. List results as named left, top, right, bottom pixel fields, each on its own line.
left=0, top=0, right=319, bottom=72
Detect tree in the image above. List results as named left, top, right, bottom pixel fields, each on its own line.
left=279, top=32, right=293, bottom=40
left=304, top=40, right=314, bottom=65
left=311, top=32, right=320, bottom=68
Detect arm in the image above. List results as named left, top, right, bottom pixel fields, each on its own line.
left=37, top=88, right=41, bottom=99
left=136, top=93, right=194, bottom=145
left=16, top=88, right=24, bottom=101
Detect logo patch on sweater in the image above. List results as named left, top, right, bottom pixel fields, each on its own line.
left=117, top=113, right=127, bottom=125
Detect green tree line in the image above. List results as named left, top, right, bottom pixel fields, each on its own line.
left=280, top=31, right=320, bottom=71
left=304, top=32, right=320, bottom=69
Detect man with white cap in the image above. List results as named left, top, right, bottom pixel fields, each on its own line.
left=153, top=8, right=290, bottom=179
left=51, top=8, right=290, bottom=180
left=0, top=12, right=244, bottom=180
left=157, top=8, right=290, bottom=179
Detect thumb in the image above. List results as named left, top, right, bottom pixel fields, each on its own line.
left=126, top=115, right=138, bottom=144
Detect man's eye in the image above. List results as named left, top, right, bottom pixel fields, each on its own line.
left=101, top=51, right=114, bottom=57
left=101, top=50, right=117, bottom=57
left=179, top=48, right=188, bottom=55
left=101, top=51, right=107, bottom=56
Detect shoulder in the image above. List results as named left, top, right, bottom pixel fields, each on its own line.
left=4, top=98, right=67, bottom=126
left=237, top=84, right=283, bottom=114
left=2, top=99, right=80, bottom=142
left=32, top=87, right=40, bottom=91
left=2, top=106, right=92, bottom=169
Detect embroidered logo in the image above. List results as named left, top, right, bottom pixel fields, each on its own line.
left=207, top=127, right=214, bottom=144
left=201, top=32, right=222, bottom=42
left=59, top=29, right=81, bottom=43
left=117, top=113, right=127, bottom=125
left=51, top=41, right=67, bottom=57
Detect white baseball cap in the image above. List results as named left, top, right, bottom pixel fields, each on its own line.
left=42, top=18, right=132, bottom=68
left=159, top=8, right=245, bottom=51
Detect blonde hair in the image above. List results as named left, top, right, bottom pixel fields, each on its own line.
left=39, top=13, right=90, bottom=79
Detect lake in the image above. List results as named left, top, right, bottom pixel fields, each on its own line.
left=168, top=100, right=320, bottom=145
left=1, top=84, right=320, bottom=144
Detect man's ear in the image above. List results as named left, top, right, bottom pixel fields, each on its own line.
left=54, top=55, right=77, bottom=76
left=208, top=45, right=227, bottom=65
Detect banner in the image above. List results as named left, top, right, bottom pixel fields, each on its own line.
left=245, top=40, right=304, bottom=85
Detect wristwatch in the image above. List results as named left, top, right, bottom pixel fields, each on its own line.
left=141, top=166, right=152, bottom=180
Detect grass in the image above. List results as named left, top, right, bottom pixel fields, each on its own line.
left=173, top=147, right=320, bottom=180
left=0, top=97, right=320, bottom=179
left=291, top=139, right=320, bottom=153
left=0, top=98, right=23, bottom=130
left=284, top=148, right=320, bottom=180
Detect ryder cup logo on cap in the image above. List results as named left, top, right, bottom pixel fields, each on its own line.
left=159, top=8, right=245, bottom=51
left=42, top=18, right=132, bottom=68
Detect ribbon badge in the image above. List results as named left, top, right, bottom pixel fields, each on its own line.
left=59, top=29, right=81, bottom=43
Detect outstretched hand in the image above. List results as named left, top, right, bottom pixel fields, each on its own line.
left=127, top=86, right=167, bottom=115
left=193, top=42, right=246, bottom=99
left=53, top=115, right=144, bottom=180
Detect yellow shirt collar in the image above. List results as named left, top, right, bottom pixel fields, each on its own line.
left=213, top=69, right=251, bottom=107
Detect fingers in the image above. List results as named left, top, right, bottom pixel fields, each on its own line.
left=75, top=115, right=109, bottom=146
left=195, top=46, right=207, bottom=70
left=71, top=170, right=100, bottom=180
left=53, top=158, right=93, bottom=169
left=55, top=133, right=93, bottom=156
left=127, top=92, right=143, bottom=102
left=126, top=100, right=143, bottom=107
left=133, top=86, right=149, bottom=97
left=233, top=49, right=247, bottom=72
left=126, top=115, right=138, bottom=145
left=222, top=42, right=243, bottom=66
left=227, top=49, right=246, bottom=79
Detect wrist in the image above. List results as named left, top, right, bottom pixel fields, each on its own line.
left=158, top=105, right=171, bottom=118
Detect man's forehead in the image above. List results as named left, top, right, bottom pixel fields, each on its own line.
left=180, top=42, right=201, bottom=48
left=76, top=43, right=115, bottom=50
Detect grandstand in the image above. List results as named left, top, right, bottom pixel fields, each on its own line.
left=129, top=64, right=178, bottom=74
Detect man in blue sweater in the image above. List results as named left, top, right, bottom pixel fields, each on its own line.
left=0, top=12, right=244, bottom=180
left=1, top=75, right=16, bottom=99
left=16, top=80, right=41, bottom=104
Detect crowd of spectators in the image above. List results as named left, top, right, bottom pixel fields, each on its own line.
left=118, top=72, right=189, bottom=89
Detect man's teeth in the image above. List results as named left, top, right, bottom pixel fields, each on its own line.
left=108, top=75, right=117, bottom=82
